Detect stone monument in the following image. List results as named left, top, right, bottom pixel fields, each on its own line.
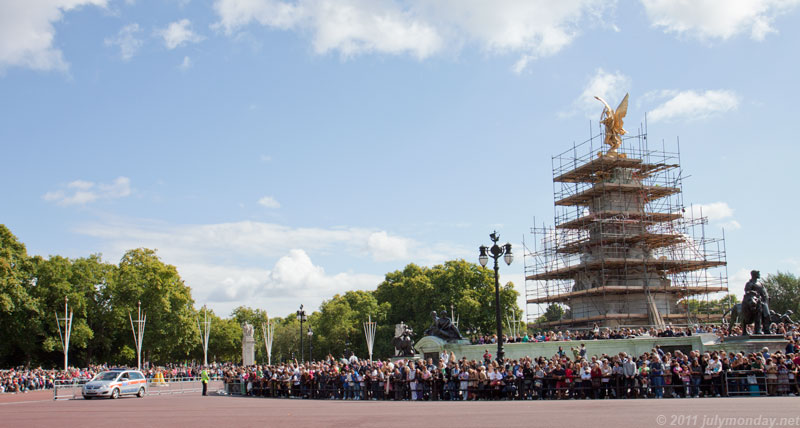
left=392, top=322, right=415, bottom=357
left=242, top=322, right=255, bottom=366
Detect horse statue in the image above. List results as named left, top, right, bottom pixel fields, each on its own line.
left=392, top=323, right=415, bottom=357
left=740, top=291, right=770, bottom=335
left=722, top=303, right=743, bottom=327
left=423, top=310, right=463, bottom=340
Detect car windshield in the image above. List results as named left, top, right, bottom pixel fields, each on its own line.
left=96, top=372, right=120, bottom=381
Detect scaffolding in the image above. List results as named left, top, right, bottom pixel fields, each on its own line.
left=524, top=128, right=728, bottom=329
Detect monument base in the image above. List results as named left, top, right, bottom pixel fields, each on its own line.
left=719, top=334, right=788, bottom=354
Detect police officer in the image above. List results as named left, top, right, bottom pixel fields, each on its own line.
left=201, top=367, right=209, bottom=396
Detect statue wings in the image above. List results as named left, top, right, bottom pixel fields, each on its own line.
left=616, top=93, right=629, bottom=119
left=594, top=93, right=628, bottom=120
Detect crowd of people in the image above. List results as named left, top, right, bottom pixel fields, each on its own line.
left=224, top=321, right=800, bottom=401
left=469, top=324, right=702, bottom=345
left=5, top=322, right=799, bottom=402
left=0, top=366, right=102, bottom=394
left=225, top=343, right=800, bottom=401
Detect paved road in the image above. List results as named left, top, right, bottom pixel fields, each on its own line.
left=1, top=394, right=798, bottom=428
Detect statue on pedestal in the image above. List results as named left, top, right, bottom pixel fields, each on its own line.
left=424, top=310, right=463, bottom=340
left=392, top=322, right=415, bottom=357
left=741, top=270, right=771, bottom=335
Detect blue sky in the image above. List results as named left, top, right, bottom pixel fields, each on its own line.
left=2, top=0, right=799, bottom=319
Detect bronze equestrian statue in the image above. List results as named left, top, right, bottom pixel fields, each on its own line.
left=740, top=270, right=772, bottom=335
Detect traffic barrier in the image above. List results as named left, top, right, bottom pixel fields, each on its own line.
left=53, top=379, right=90, bottom=400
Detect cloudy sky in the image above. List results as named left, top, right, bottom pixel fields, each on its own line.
left=2, top=0, right=799, bottom=319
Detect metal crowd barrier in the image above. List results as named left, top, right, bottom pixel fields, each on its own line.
left=53, top=378, right=90, bottom=400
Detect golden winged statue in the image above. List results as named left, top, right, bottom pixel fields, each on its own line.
left=594, top=93, right=629, bottom=157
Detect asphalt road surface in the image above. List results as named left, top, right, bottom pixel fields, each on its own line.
left=1, top=392, right=798, bottom=428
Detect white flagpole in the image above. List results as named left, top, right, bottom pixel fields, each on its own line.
left=55, top=297, right=73, bottom=372
left=129, top=301, right=146, bottom=370
left=197, top=305, right=211, bottom=367
left=262, top=316, right=275, bottom=366
left=363, top=315, right=376, bottom=363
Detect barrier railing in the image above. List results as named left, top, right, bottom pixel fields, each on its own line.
left=53, top=378, right=90, bottom=400
left=146, top=377, right=222, bottom=396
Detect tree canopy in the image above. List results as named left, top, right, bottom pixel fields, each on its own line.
left=0, top=224, right=523, bottom=366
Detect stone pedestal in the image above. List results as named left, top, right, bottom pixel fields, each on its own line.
left=719, top=335, right=788, bottom=354
left=242, top=338, right=255, bottom=366
left=242, top=322, right=255, bottom=366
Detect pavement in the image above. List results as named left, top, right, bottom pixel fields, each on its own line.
left=0, top=392, right=798, bottom=428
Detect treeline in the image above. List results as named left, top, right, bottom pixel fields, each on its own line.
left=0, top=225, right=519, bottom=367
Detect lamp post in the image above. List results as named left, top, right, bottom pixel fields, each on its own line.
left=296, top=304, right=307, bottom=362
left=307, top=327, right=314, bottom=362
left=478, top=231, right=513, bottom=363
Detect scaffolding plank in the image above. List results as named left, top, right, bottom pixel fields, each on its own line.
left=555, top=183, right=680, bottom=206
left=553, top=156, right=643, bottom=183
left=556, top=211, right=682, bottom=229
left=527, top=285, right=729, bottom=304
left=526, top=258, right=727, bottom=280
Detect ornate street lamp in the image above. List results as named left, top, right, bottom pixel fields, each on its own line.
left=478, top=231, right=513, bottom=363
left=296, top=304, right=307, bottom=362
left=307, top=327, right=314, bottom=362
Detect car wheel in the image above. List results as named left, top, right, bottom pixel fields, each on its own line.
left=110, top=388, right=120, bottom=399
left=137, top=387, right=145, bottom=398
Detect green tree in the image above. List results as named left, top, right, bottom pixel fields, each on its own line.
left=0, top=225, right=39, bottom=366
left=763, top=272, right=800, bottom=317
left=110, top=248, right=198, bottom=364
left=204, top=312, right=241, bottom=363
left=374, top=260, right=520, bottom=349
left=314, top=290, right=389, bottom=359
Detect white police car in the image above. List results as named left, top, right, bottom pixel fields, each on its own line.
left=82, top=369, right=147, bottom=399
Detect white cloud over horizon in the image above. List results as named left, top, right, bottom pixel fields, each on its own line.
left=73, top=217, right=467, bottom=315
left=646, top=89, right=740, bottom=123
left=43, top=176, right=132, bottom=206
left=157, top=18, right=205, bottom=49
left=642, top=0, right=800, bottom=42
left=0, top=0, right=107, bottom=72
left=212, top=0, right=612, bottom=72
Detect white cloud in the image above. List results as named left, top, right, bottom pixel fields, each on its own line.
left=561, top=68, right=631, bottom=118
left=77, top=219, right=458, bottom=266
left=689, top=202, right=742, bottom=230
left=212, top=0, right=611, bottom=71
left=257, top=196, right=281, bottom=209
left=157, top=19, right=205, bottom=49
left=367, top=231, right=410, bottom=262
left=647, top=89, right=739, bottom=123
left=43, top=176, right=131, bottom=206
left=0, top=0, right=107, bottom=72
left=74, top=218, right=465, bottom=314
left=179, top=55, right=192, bottom=70
left=641, top=0, right=800, bottom=41
left=104, top=23, right=143, bottom=61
